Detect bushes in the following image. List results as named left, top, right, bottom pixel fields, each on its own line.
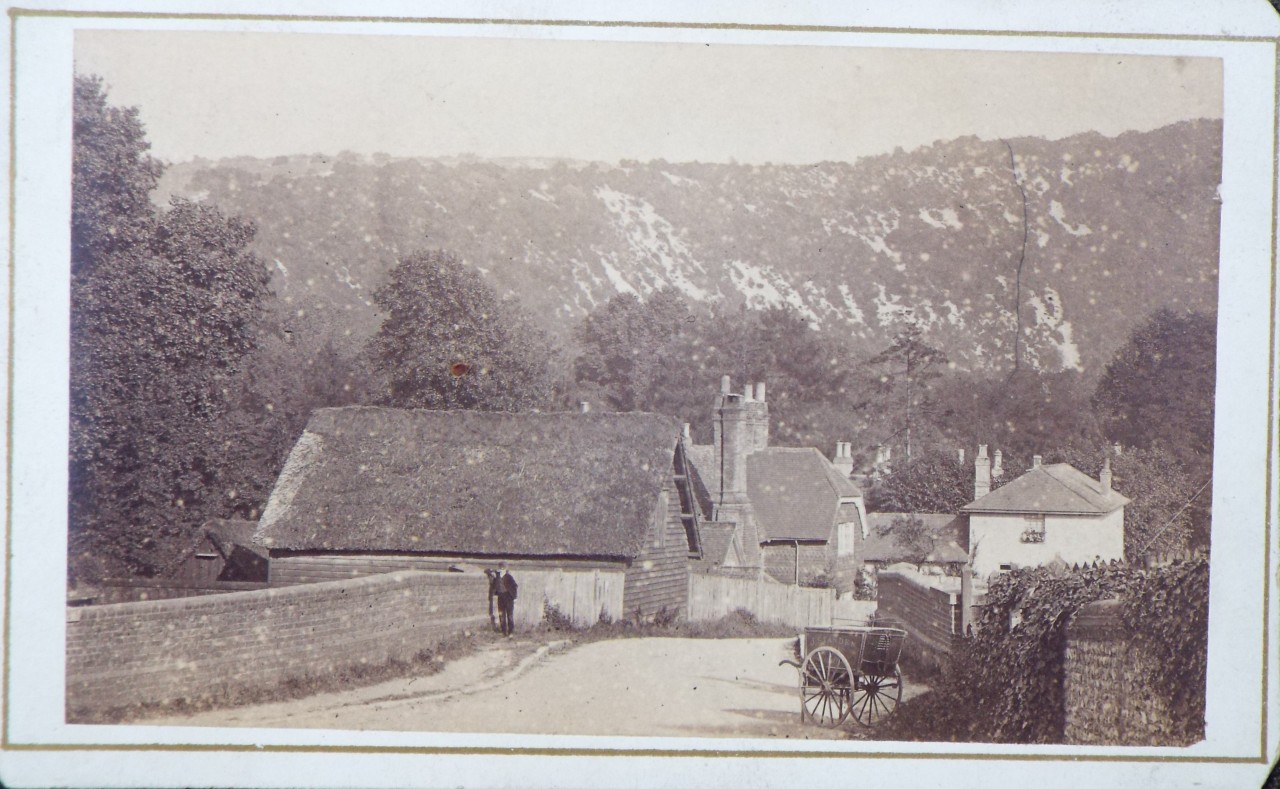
left=876, top=557, right=1208, bottom=744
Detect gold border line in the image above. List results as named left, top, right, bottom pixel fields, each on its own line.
left=1265, top=36, right=1280, bottom=768
left=3, top=5, right=1277, bottom=768
left=0, top=741, right=1267, bottom=762
left=5, top=6, right=1280, bottom=44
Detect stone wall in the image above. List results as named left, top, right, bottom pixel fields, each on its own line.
left=66, top=571, right=487, bottom=720
left=1064, top=598, right=1186, bottom=745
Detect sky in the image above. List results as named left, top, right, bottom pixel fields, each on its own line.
left=74, top=30, right=1223, bottom=165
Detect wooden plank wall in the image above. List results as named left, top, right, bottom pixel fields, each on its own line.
left=513, top=569, right=624, bottom=628
left=622, top=486, right=691, bottom=620
left=687, top=574, right=876, bottom=629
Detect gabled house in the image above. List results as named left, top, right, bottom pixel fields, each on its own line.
left=961, top=446, right=1129, bottom=578
left=682, top=377, right=866, bottom=592
left=253, top=407, right=696, bottom=619
left=862, top=512, right=969, bottom=574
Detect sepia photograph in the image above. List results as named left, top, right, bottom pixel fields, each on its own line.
left=63, top=28, right=1224, bottom=743
left=2, top=3, right=1278, bottom=788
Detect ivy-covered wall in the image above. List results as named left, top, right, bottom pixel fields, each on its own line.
left=1064, top=599, right=1179, bottom=745
left=877, top=556, right=1207, bottom=744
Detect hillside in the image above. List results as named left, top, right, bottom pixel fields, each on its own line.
left=158, top=119, right=1222, bottom=376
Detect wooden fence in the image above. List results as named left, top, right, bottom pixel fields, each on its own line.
left=688, top=573, right=876, bottom=629
left=510, top=568, right=625, bottom=629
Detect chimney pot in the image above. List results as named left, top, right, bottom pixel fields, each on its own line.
left=579, top=401, right=590, bottom=414
left=958, top=448, right=965, bottom=465
left=1112, top=442, right=1123, bottom=456
left=992, top=449, right=1004, bottom=479
left=1032, top=455, right=1042, bottom=469
left=755, top=382, right=766, bottom=402
left=1100, top=456, right=1113, bottom=492
left=720, top=375, right=731, bottom=395
left=974, top=445, right=992, bottom=499
left=743, top=384, right=753, bottom=401
left=681, top=422, right=691, bottom=440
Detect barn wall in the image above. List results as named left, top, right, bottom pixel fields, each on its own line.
left=66, top=571, right=487, bottom=721
left=269, top=552, right=626, bottom=631
left=623, top=486, right=691, bottom=620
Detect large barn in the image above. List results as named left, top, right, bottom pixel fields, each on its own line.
left=253, top=407, right=698, bottom=620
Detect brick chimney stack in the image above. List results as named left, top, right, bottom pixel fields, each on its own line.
left=833, top=441, right=854, bottom=477
left=710, top=376, right=765, bottom=571
left=974, top=444, right=991, bottom=500
left=992, top=449, right=1004, bottom=479
left=1100, top=456, right=1112, bottom=493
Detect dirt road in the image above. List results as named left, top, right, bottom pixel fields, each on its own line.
left=146, top=637, right=921, bottom=739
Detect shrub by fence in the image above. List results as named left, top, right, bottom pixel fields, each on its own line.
left=66, top=571, right=488, bottom=721
left=877, top=556, right=1208, bottom=744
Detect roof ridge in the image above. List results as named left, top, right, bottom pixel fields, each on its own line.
left=1041, top=464, right=1106, bottom=507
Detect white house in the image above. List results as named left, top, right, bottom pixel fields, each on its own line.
left=961, top=446, right=1128, bottom=578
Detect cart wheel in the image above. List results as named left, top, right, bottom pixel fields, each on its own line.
left=800, top=646, right=852, bottom=727
left=849, top=670, right=903, bottom=726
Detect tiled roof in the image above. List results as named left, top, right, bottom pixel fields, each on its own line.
left=747, top=448, right=862, bottom=542
left=862, top=513, right=968, bottom=564
left=961, top=463, right=1130, bottom=514
left=255, top=407, right=681, bottom=558
left=681, top=444, right=863, bottom=543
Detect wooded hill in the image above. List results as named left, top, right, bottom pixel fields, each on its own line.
left=159, top=119, right=1222, bottom=379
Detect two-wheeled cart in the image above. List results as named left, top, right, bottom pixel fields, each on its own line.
left=780, top=625, right=907, bottom=728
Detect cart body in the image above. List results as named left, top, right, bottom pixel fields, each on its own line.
left=785, top=625, right=907, bottom=728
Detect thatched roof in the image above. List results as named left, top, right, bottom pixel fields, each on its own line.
left=254, top=407, right=682, bottom=559
left=961, top=463, right=1130, bottom=515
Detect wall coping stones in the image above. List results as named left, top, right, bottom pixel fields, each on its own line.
left=1069, top=597, right=1124, bottom=641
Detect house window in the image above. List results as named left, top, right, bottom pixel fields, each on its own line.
left=836, top=521, right=855, bottom=556
left=1020, top=514, right=1046, bottom=543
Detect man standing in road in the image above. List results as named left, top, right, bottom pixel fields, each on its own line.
left=496, top=565, right=518, bottom=637
left=484, top=568, right=501, bottom=631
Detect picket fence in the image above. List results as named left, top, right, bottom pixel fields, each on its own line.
left=687, top=573, right=876, bottom=629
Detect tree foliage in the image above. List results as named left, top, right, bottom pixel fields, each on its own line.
left=70, top=76, right=270, bottom=582
left=572, top=292, right=862, bottom=447
left=863, top=322, right=949, bottom=461
left=1093, top=308, right=1216, bottom=473
left=931, top=369, right=1104, bottom=464
left=365, top=249, right=559, bottom=410
left=865, top=450, right=974, bottom=514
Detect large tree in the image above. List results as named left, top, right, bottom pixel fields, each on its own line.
left=573, top=288, right=694, bottom=412
left=366, top=249, right=559, bottom=410
left=1093, top=308, right=1216, bottom=472
left=70, top=76, right=271, bottom=582
left=864, top=322, right=949, bottom=462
